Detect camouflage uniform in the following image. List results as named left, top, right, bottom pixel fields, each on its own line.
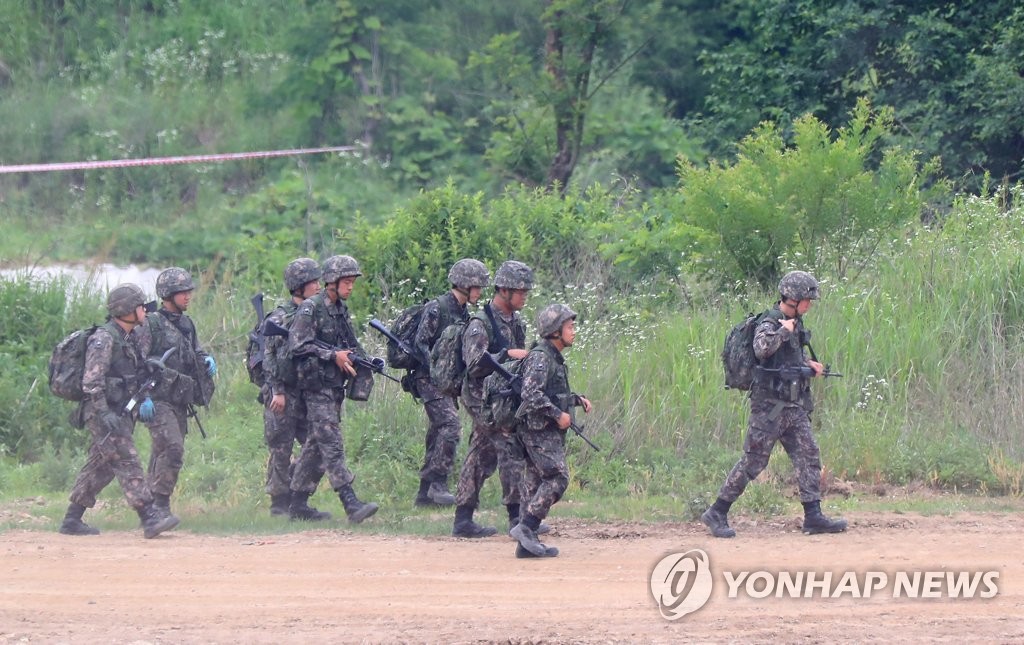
left=413, top=290, right=469, bottom=490
left=136, top=307, right=210, bottom=503
left=289, top=290, right=361, bottom=493
left=716, top=306, right=821, bottom=503
left=455, top=302, right=528, bottom=511
left=704, top=270, right=846, bottom=538
left=68, top=320, right=154, bottom=511
left=261, top=300, right=322, bottom=502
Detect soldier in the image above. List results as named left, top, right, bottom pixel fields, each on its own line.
left=509, top=304, right=592, bottom=558
left=135, top=267, right=216, bottom=517
left=288, top=255, right=378, bottom=524
left=59, top=284, right=179, bottom=538
left=451, top=260, right=532, bottom=538
left=262, top=258, right=328, bottom=520
left=411, top=258, right=490, bottom=507
left=701, top=270, right=847, bottom=538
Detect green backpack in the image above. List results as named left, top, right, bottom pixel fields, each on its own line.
left=48, top=326, right=99, bottom=401
left=721, top=311, right=769, bottom=390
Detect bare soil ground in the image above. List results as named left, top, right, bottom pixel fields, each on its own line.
left=2, top=511, right=1023, bottom=644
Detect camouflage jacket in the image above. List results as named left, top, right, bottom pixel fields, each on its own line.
left=460, top=302, right=526, bottom=408
left=413, top=291, right=467, bottom=377
left=264, top=300, right=300, bottom=397
left=751, top=305, right=814, bottom=409
left=135, top=308, right=209, bottom=405
left=516, top=339, right=577, bottom=433
left=289, top=291, right=363, bottom=390
left=83, top=320, right=144, bottom=416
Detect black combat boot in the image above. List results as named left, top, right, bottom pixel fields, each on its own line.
left=452, top=505, right=498, bottom=538
left=802, top=500, right=848, bottom=535
left=515, top=543, right=559, bottom=558
left=288, top=490, right=333, bottom=522
left=509, top=513, right=548, bottom=556
left=269, top=493, right=291, bottom=517
left=138, top=503, right=180, bottom=539
left=701, top=498, right=736, bottom=538
left=153, top=493, right=172, bottom=513
left=414, top=479, right=433, bottom=507
left=508, top=512, right=551, bottom=536
left=58, top=502, right=100, bottom=536
left=338, top=485, right=379, bottom=524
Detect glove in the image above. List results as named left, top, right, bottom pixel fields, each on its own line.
left=139, top=397, right=155, bottom=422
left=204, top=355, right=218, bottom=377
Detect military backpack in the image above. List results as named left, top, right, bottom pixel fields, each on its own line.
left=48, top=326, right=99, bottom=401
left=721, top=310, right=769, bottom=391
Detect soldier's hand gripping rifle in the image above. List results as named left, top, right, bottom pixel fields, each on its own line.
left=479, top=353, right=600, bottom=451
left=125, top=347, right=177, bottom=415
left=262, top=319, right=400, bottom=383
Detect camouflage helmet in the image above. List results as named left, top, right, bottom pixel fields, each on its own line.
left=536, top=303, right=577, bottom=338
left=155, top=267, right=195, bottom=299
left=778, top=270, right=820, bottom=301
left=107, top=283, right=147, bottom=318
left=321, top=255, right=362, bottom=283
left=493, top=260, right=534, bottom=290
left=284, top=257, right=322, bottom=293
left=448, top=258, right=490, bottom=289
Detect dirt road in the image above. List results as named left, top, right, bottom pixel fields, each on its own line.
left=2, top=512, right=1022, bottom=643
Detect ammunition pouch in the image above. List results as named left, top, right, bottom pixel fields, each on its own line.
left=346, top=363, right=375, bottom=401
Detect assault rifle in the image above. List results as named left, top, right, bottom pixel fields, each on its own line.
left=368, top=318, right=418, bottom=363
left=248, top=293, right=266, bottom=372
left=262, top=319, right=400, bottom=383
left=756, top=365, right=843, bottom=379
left=186, top=403, right=207, bottom=439
left=479, top=352, right=600, bottom=451
left=125, top=347, right=176, bottom=416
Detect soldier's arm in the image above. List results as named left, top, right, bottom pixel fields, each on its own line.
left=753, top=316, right=789, bottom=361
left=288, top=302, right=334, bottom=362
left=81, top=329, right=114, bottom=412
left=462, top=318, right=494, bottom=378
left=414, top=299, right=440, bottom=367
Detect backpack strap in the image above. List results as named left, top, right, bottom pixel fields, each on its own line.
left=481, top=302, right=509, bottom=353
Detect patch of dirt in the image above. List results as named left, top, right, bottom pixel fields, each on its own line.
left=2, top=512, right=1023, bottom=643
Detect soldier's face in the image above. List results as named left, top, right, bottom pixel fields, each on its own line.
left=169, top=290, right=192, bottom=312
left=468, top=286, right=483, bottom=305
left=559, top=319, right=576, bottom=346
left=337, top=276, right=357, bottom=300
left=508, top=289, right=528, bottom=311
left=796, top=299, right=813, bottom=316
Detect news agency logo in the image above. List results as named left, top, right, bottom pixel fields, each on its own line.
left=650, top=550, right=1000, bottom=621
left=649, top=549, right=714, bottom=620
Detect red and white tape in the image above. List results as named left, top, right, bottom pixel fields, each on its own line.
left=0, top=145, right=360, bottom=174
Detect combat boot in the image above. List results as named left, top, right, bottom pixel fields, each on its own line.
left=802, top=501, right=848, bottom=535
left=701, top=507, right=736, bottom=538
left=452, top=505, right=498, bottom=538
left=338, top=485, right=379, bottom=524
left=153, top=493, right=172, bottom=513
left=508, top=516, right=551, bottom=536
left=515, top=543, right=559, bottom=558
left=58, top=503, right=100, bottom=536
left=138, top=504, right=180, bottom=539
left=288, top=490, right=333, bottom=522
left=510, top=519, right=547, bottom=556
left=269, top=493, right=291, bottom=517
left=426, top=481, right=455, bottom=506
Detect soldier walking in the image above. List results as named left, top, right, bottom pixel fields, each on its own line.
left=135, top=267, right=216, bottom=517
left=701, top=271, right=847, bottom=538
left=509, top=304, right=592, bottom=558
left=288, top=255, right=378, bottom=523
left=411, top=258, right=490, bottom=507
left=59, top=284, right=179, bottom=538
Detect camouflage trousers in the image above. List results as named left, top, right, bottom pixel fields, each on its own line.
left=519, top=427, right=569, bottom=521
left=143, top=400, right=187, bottom=497
left=263, top=405, right=320, bottom=498
left=454, top=407, right=523, bottom=509
left=416, top=376, right=462, bottom=484
left=718, top=399, right=822, bottom=504
left=292, top=389, right=353, bottom=493
left=69, top=411, right=153, bottom=511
